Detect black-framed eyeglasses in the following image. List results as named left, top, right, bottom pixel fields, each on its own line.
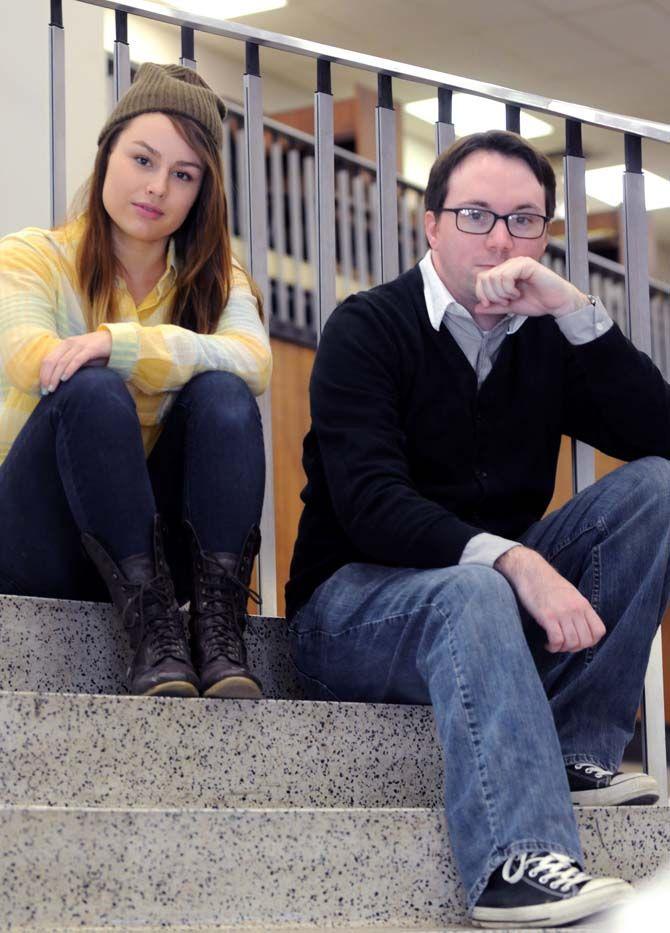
left=436, top=206, right=549, bottom=239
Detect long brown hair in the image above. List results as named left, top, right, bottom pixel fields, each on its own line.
left=75, top=113, right=263, bottom=333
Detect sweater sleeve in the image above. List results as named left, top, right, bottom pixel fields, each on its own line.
left=561, top=321, right=670, bottom=460
left=310, top=296, right=481, bottom=567
left=99, top=266, right=272, bottom=397
left=0, top=234, right=63, bottom=396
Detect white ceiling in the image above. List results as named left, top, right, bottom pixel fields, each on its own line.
left=196, top=0, right=670, bottom=245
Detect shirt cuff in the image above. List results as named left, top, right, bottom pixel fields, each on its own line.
left=98, top=322, right=140, bottom=379
left=460, top=532, right=521, bottom=568
left=555, top=297, right=613, bottom=345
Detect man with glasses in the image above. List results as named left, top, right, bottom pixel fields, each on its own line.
left=287, top=130, right=670, bottom=927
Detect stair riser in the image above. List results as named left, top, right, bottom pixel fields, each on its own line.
left=0, top=595, right=301, bottom=698
left=1, top=806, right=667, bottom=927
left=0, top=692, right=442, bottom=808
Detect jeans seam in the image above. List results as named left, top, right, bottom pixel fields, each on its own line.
left=427, top=600, right=504, bottom=875
left=291, top=606, right=436, bottom=638
left=543, top=516, right=607, bottom=564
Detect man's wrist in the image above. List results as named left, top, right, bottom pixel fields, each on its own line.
left=552, top=288, right=589, bottom=319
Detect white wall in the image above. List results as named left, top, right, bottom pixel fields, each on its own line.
left=1, top=0, right=311, bottom=238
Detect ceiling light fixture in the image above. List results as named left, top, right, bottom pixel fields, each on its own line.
left=404, top=94, right=553, bottom=140
left=585, top=164, right=670, bottom=211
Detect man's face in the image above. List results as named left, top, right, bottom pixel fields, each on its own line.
left=424, top=150, right=549, bottom=315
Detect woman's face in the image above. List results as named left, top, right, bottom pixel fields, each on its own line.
left=102, top=112, right=204, bottom=250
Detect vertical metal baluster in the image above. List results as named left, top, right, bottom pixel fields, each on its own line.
left=113, top=10, right=131, bottom=104
left=221, top=122, right=234, bottom=236
left=506, top=104, right=521, bottom=134
left=651, top=294, right=665, bottom=377
left=49, top=0, right=66, bottom=227
left=288, top=148, right=306, bottom=329
left=564, top=121, right=596, bottom=491
left=416, top=188, right=426, bottom=263
left=337, top=169, right=353, bottom=298
left=243, top=43, right=277, bottom=617
left=375, top=75, right=399, bottom=282
left=369, top=181, right=382, bottom=286
left=180, top=26, right=196, bottom=69
left=353, top=173, right=369, bottom=289
left=435, top=87, right=456, bottom=154
left=623, top=134, right=668, bottom=804
left=270, top=140, right=289, bottom=325
left=304, top=153, right=317, bottom=316
left=235, top=126, right=248, bottom=264
left=399, top=187, right=413, bottom=272
left=314, top=59, right=337, bottom=338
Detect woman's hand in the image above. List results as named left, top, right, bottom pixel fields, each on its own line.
left=40, top=331, right=113, bottom=395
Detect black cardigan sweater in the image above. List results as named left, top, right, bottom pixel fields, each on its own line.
left=285, top=265, right=670, bottom=618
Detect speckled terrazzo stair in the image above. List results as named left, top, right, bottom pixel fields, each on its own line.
left=0, top=691, right=442, bottom=809
left=1, top=804, right=668, bottom=928
left=2, top=594, right=670, bottom=929
left=0, top=593, right=300, bottom=697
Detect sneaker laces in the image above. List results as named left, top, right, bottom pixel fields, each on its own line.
left=573, top=762, right=613, bottom=779
left=502, top=852, right=591, bottom=893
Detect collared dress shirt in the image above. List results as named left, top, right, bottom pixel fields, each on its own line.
left=418, top=249, right=613, bottom=567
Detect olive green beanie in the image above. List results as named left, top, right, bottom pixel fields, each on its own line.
left=97, top=62, right=227, bottom=149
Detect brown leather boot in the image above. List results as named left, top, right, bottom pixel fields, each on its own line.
left=82, top=516, right=199, bottom=697
left=185, top=522, right=263, bottom=699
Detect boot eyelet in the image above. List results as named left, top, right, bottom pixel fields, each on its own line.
left=112, top=573, right=118, bottom=580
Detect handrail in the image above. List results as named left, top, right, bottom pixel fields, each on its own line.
left=77, top=0, right=670, bottom=144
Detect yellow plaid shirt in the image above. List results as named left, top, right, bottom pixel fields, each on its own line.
left=0, top=217, right=272, bottom=464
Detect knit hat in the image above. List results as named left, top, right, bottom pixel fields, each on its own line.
left=97, top=62, right=227, bottom=150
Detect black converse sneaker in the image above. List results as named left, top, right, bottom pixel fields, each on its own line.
left=567, top=762, right=659, bottom=806
left=471, top=851, right=633, bottom=928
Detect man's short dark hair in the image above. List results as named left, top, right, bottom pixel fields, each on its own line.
left=424, top=130, right=556, bottom=220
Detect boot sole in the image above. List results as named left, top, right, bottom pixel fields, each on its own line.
left=142, top=681, right=200, bottom=698
left=203, top=675, right=263, bottom=699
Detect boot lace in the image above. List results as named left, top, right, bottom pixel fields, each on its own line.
left=196, top=553, right=262, bottom=660
left=122, top=574, right=187, bottom=660
left=502, top=852, right=591, bottom=893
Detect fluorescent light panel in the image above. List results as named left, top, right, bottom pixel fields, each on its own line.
left=404, top=95, right=553, bottom=140
left=585, top=164, right=670, bottom=211
left=162, top=1, right=287, bottom=17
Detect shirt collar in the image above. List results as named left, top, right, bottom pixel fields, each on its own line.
left=418, top=249, right=527, bottom=336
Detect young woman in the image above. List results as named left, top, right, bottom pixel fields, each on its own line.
left=0, top=63, right=271, bottom=700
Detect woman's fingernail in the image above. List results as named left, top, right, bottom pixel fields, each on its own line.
left=60, top=375, right=68, bottom=382
left=40, top=387, right=48, bottom=397
left=48, top=384, right=55, bottom=393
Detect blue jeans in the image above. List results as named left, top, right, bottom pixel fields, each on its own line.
left=0, top=368, right=265, bottom=604
left=288, top=457, right=670, bottom=907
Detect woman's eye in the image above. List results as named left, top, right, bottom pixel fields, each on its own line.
left=175, top=171, right=192, bottom=182
left=134, top=156, right=150, bottom=166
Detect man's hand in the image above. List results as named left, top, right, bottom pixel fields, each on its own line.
left=474, top=256, right=588, bottom=319
left=40, top=330, right=113, bottom=394
left=494, top=545, right=606, bottom=653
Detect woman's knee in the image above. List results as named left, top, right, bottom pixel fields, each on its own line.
left=180, top=371, right=260, bottom=429
left=53, top=367, right=131, bottom=408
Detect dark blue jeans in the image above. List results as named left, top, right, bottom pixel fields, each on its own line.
left=289, top=457, right=670, bottom=907
left=0, top=368, right=265, bottom=604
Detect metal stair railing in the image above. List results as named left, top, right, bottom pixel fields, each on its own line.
left=48, top=0, right=670, bottom=800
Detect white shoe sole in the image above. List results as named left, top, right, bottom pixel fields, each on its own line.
left=571, top=772, right=659, bottom=807
left=471, top=878, right=633, bottom=928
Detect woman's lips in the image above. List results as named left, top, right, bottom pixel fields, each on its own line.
left=132, top=202, right=164, bottom=219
